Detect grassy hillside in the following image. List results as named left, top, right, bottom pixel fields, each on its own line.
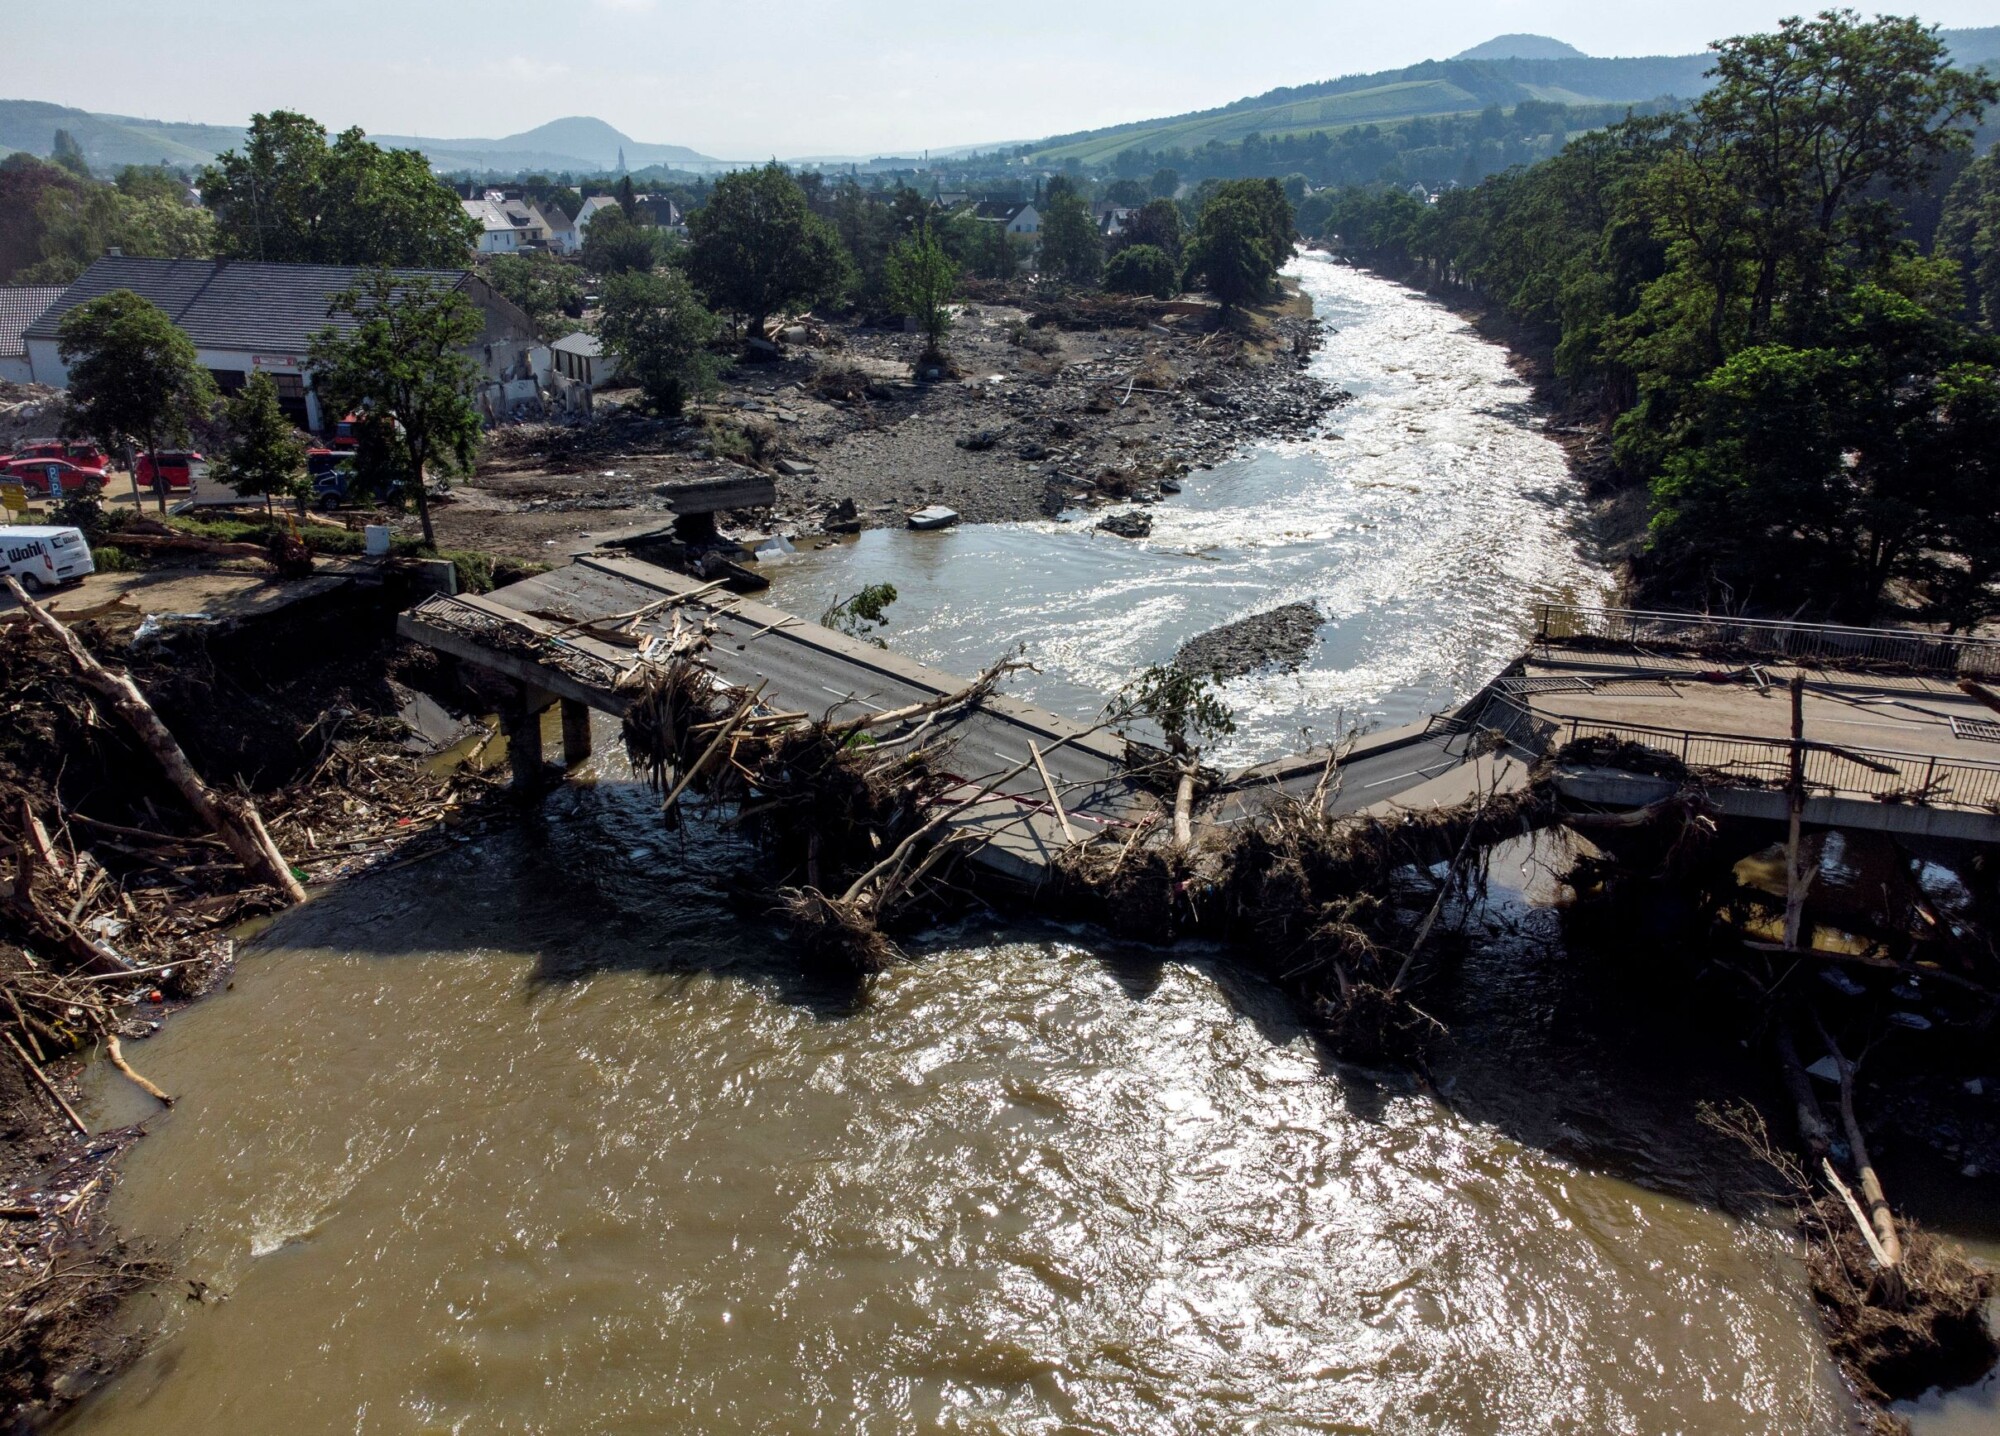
left=1030, top=28, right=2000, bottom=166
left=0, top=99, right=242, bottom=169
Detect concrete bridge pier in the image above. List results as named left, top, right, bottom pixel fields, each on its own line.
left=503, top=688, right=599, bottom=792
left=560, top=698, right=593, bottom=769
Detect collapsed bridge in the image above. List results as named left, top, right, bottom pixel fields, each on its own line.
left=400, top=563, right=2000, bottom=896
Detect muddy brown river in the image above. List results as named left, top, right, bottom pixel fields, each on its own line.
left=59, top=261, right=1996, bottom=1433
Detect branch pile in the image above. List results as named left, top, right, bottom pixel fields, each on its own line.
left=620, top=635, right=1032, bottom=979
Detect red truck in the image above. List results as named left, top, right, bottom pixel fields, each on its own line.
left=1, top=456, right=107, bottom=498
left=135, top=451, right=203, bottom=495
left=14, top=439, right=112, bottom=471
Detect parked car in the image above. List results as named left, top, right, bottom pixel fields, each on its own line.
left=135, top=450, right=203, bottom=495
left=1, top=456, right=107, bottom=498
left=310, top=456, right=361, bottom=509
left=0, top=525, right=95, bottom=591
left=15, top=439, right=112, bottom=471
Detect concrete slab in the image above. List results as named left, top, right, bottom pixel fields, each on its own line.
left=1359, top=751, right=1529, bottom=820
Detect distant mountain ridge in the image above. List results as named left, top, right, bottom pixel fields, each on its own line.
left=0, top=102, right=712, bottom=174
left=1027, top=26, right=2000, bottom=164
left=1453, top=35, right=1588, bottom=61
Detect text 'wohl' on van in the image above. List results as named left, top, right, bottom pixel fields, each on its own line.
left=0, top=526, right=96, bottom=592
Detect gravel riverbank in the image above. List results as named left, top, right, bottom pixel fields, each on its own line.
left=436, top=282, right=1338, bottom=560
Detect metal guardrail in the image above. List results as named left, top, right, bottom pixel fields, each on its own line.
left=1534, top=604, right=2000, bottom=678
left=1476, top=694, right=2000, bottom=810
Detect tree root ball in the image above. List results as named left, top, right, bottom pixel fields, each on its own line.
left=1809, top=1196, right=1998, bottom=1407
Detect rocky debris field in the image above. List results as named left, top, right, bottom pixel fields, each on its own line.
left=1174, top=601, right=1326, bottom=680
left=433, top=283, right=1339, bottom=562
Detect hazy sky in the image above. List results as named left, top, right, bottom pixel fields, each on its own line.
left=11, top=1, right=1999, bottom=157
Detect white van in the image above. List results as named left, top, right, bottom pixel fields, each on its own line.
left=0, top=526, right=95, bottom=591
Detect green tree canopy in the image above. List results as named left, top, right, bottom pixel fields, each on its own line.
left=684, top=163, right=848, bottom=342
left=56, top=289, right=217, bottom=510
left=1120, top=198, right=1185, bottom=263
left=580, top=203, right=666, bottom=276
left=308, top=271, right=484, bottom=546
left=483, top=251, right=585, bottom=338
left=1037, top=181, right=1102, bottom=286
left=1941, top=144, right=2000, bottom=332
left=50, top=129, right=90, bottom=178
left=201, top=111, right=478, bottom=267
left=1103, top=244, right=1177, bottom=298
left=593, top=270, right=720, bottom=415
left=1184, top=195, right=1274, bottom=309
left=20, top=179, right=214, bottom=284
left=885, top=227, right=959, bottom=360
left=213, top=372, right=310, bottom=513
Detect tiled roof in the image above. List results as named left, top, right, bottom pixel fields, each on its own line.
left=0, top=287, right=66, bottom=358
left=22, top=257, right=476, bottom=356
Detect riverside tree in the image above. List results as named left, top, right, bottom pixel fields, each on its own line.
left=19, top=171, right=213, bottom=285
left=1941, top=143, right=2000, bottom=332
left=594, top=270, right=720, bottom=415
left=56, top=289, right=217, bottom=512
left=885, top=227, right=958, bottom=364
left=212, top=372, right=309, bottom=514
left=308, top=271, right=483, bottom=547
left=201, top=111, right=477, bottom=267
left=684, top=163, right=847, bottom=346
left=1184, top=193, right=1274, bottom=309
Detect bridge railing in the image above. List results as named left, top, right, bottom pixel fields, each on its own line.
left=1477, top=696, right=2000, bottom=810
left=1534, top=604, right=2000, bottom=679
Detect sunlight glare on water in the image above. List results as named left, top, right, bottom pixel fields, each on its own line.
left=764, top=253, right=1616, bottom=765
left=64, top=794, right=1850, bottom=1436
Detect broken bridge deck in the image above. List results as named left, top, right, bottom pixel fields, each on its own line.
left=399, top=554, right=1164, bottom=883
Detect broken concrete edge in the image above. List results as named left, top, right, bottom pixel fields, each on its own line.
left=1219, top=718, right=1439, bottom=791
left=1554, top=766, right=2000, bottom=843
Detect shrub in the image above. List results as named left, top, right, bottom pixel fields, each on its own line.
left=1104, top=244, right=1178, bottom=299
left=440, top=549, right=495, bottom=594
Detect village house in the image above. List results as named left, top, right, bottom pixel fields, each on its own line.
left=461, top=190, right=553, bottom=254
left=973, top=200, right=1040, bottom=236
left=632, top=195, right=684, bottom=232
left=22, top=256, right=544, bottom=433
left=543, top=204, right=579, bottom=255
left=1093, top=202, right=1136, bottom=238
left=0, top=286, right=64, bottom=385
left=550, top=331, right=618, bottom=390
left=573, top=194, right=622, bottom=244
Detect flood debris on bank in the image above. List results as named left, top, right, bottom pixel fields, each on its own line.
left=0, top=571, right=517, bottom=1424
left=442, top=279, right=1341, bottom=564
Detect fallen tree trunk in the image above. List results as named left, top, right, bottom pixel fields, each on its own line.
left=4, top=578, right=307, bottom=905
left=99, top=532, right=271, bottom=562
